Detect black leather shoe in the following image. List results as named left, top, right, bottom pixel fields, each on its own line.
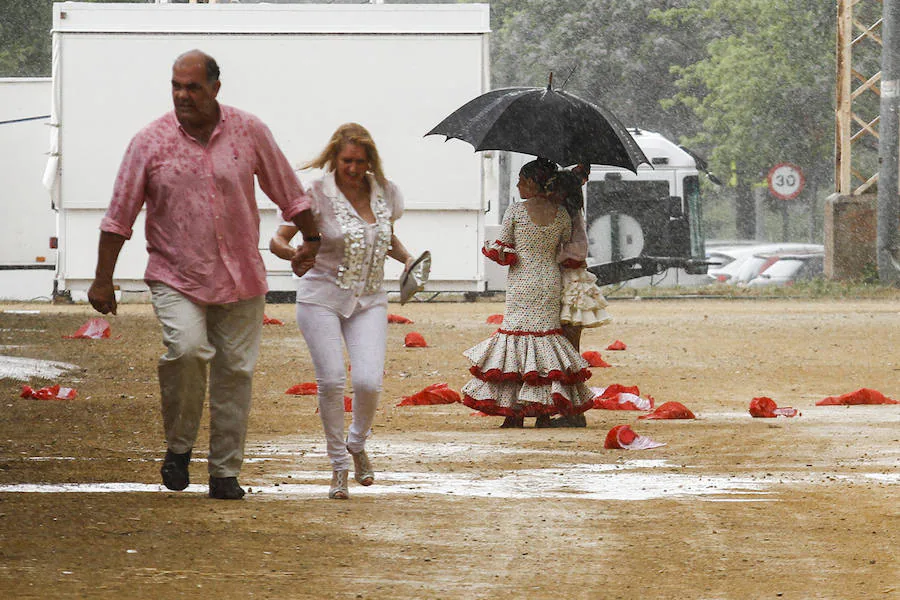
left=209, top=476, right=245, bottom=500
left=160, top=449, right=191, bottom=491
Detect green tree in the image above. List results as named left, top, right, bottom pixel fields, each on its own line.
left=485, top=0, right=708, bottom=140
left=0, top=0, right=151, bottom=77
left=656, top=0, right=835, bottom=238
left=0, top=1, right=55, bottom=77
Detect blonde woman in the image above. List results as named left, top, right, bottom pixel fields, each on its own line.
left=270, top=123, right=415, bottom=499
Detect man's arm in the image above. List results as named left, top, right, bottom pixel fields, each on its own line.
left=87, top=231, right=127, bottom=315
left=290, top=209, right=319, bottom=242
left=290, top=210, right=320, bottom=276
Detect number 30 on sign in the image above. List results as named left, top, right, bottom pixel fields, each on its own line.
left=767, top=163, right=805, bottom=200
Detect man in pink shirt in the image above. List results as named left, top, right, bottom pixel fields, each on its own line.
left=88, top=50, right=320, bottom=500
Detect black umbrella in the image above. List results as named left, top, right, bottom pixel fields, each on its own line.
left=425, top=85, right=649, bottom=171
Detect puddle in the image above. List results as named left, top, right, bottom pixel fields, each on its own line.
left=23, top=456, right=272, bottom=464
left=0, top=355, right=79, bottom=382
left=701, top=408, right=900, bottom=423
left=250, top=438, right=599, bottom=461
left=0, top=466, right=770, bottom=501
left=860, top=473, right=900, bottom=483
left=265, top=465, right=771, bottom=501
left=2, top=437, right=893, bottom=501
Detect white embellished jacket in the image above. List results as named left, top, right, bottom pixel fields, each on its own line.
left=294, top=171, right=404, bottom=317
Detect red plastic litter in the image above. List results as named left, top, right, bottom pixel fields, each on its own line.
left=486, top=314, right=504, bottom=324
left=397, top=383, right=461, bottom=406
left=285, top=382, right=318, bottom=395
left=388, top=314, right=414, bottom=324
left=606, top=340, right=627, bottom=351
left=581, top=350, right=611, bottom=368
left=596, top=383, right=641, bottom=398
left=263, top=314, right=284, bottom=325
left=749, top=396, right=799, bottom=418
left=63, top=317, right=110, bottom=339
left=816, top=388, right=898, bottom=406
left=592, top=384, right=654, bottom=411
left=604, top=424, right=666, bottom=450
left=638, top=401, right=696, bottom=420
left=20, top=384, right=77, bottom=400
left=404, top=332, right=427, bottom=347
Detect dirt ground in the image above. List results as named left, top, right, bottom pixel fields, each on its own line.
left=0, top=296, right=898, bottom=599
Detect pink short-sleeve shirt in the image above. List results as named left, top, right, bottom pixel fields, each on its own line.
left=101, top=105, right=311, bottom=305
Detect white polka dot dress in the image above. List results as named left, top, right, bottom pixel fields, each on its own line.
left=463, top=201, right=595, bottom=417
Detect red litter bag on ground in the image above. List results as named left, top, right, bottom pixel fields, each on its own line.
left=581, top=351, right=611, bottom=368
left=404, top=332, right=427, bottom=347
left=749, top=396, right=799, bottom=418
left=397, top=383, right=461, bottom=406
left=64, top=317, right=110, bottom=339
left=388, top=314, right=414, bottom=324
left=20, top=384, right=77, bottom=400
left=486, top=314, right=504, bottom=324
left=604, top=425, right=666, bottom=450
left=816, top=388, right=898, bottom=406
left=263, top=315, right=283, bottom=325
left=606, top=340, right=626, bottom=351
left=286, top=382, right=318, bottom=395
left=592, top=384, right=654, bottom=411
left=638, top=401, right=696, bottom=420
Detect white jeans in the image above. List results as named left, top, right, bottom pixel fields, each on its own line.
left=295, top=302, right=387, bottom=471
left=149, top=283, right=265, bottom=478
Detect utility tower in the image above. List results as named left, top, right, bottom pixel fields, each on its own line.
left=832, top=0, right=900, bottom=283
left=835, top=0, right=883, bottom=196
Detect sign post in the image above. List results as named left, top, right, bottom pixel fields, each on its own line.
left=768, top=163, right=804, bottom=241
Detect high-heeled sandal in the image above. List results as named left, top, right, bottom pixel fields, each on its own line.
left=347, top=446, right=374, bottom=486
left=329, top=469, right=349, bottom=499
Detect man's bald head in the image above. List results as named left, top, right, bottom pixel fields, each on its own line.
left=175, top=50, right=220, bottom=84
left=171, top=50, right=221, bottom=136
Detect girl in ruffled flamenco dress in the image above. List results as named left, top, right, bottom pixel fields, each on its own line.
left=544, top=166, right=613, bottom=427
left=461, top=159, right=596, bottom=428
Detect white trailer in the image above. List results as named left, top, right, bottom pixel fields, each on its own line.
left=48, top=2, right=491, bottom=300
left=0, top=78, right=56, bottom=300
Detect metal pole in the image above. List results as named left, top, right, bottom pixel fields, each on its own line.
left=878, top=0, right=900, bottom=284
left=781, top=200, right=789, bottom=241
left=753, top=185, right=767, bottom=241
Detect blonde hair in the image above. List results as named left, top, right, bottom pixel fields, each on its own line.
left=302, top=123, right=386, bottom=188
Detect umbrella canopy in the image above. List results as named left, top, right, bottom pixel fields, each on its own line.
left=426, top=86, right=649, bottom=171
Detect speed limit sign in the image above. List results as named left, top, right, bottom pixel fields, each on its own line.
left=767, top=163, right=805, bottom=200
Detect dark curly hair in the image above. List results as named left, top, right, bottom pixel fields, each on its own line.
left=546, top=169, right=584, bottom=218
left=519, top=158, right=558, bottom=191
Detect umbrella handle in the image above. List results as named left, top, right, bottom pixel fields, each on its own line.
left=547, top=72, right=553, bottom=91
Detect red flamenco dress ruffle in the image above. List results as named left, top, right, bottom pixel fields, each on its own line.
left=482, top=240, right=518, bottom=266
left=461, top=325, right=595, bottom=418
